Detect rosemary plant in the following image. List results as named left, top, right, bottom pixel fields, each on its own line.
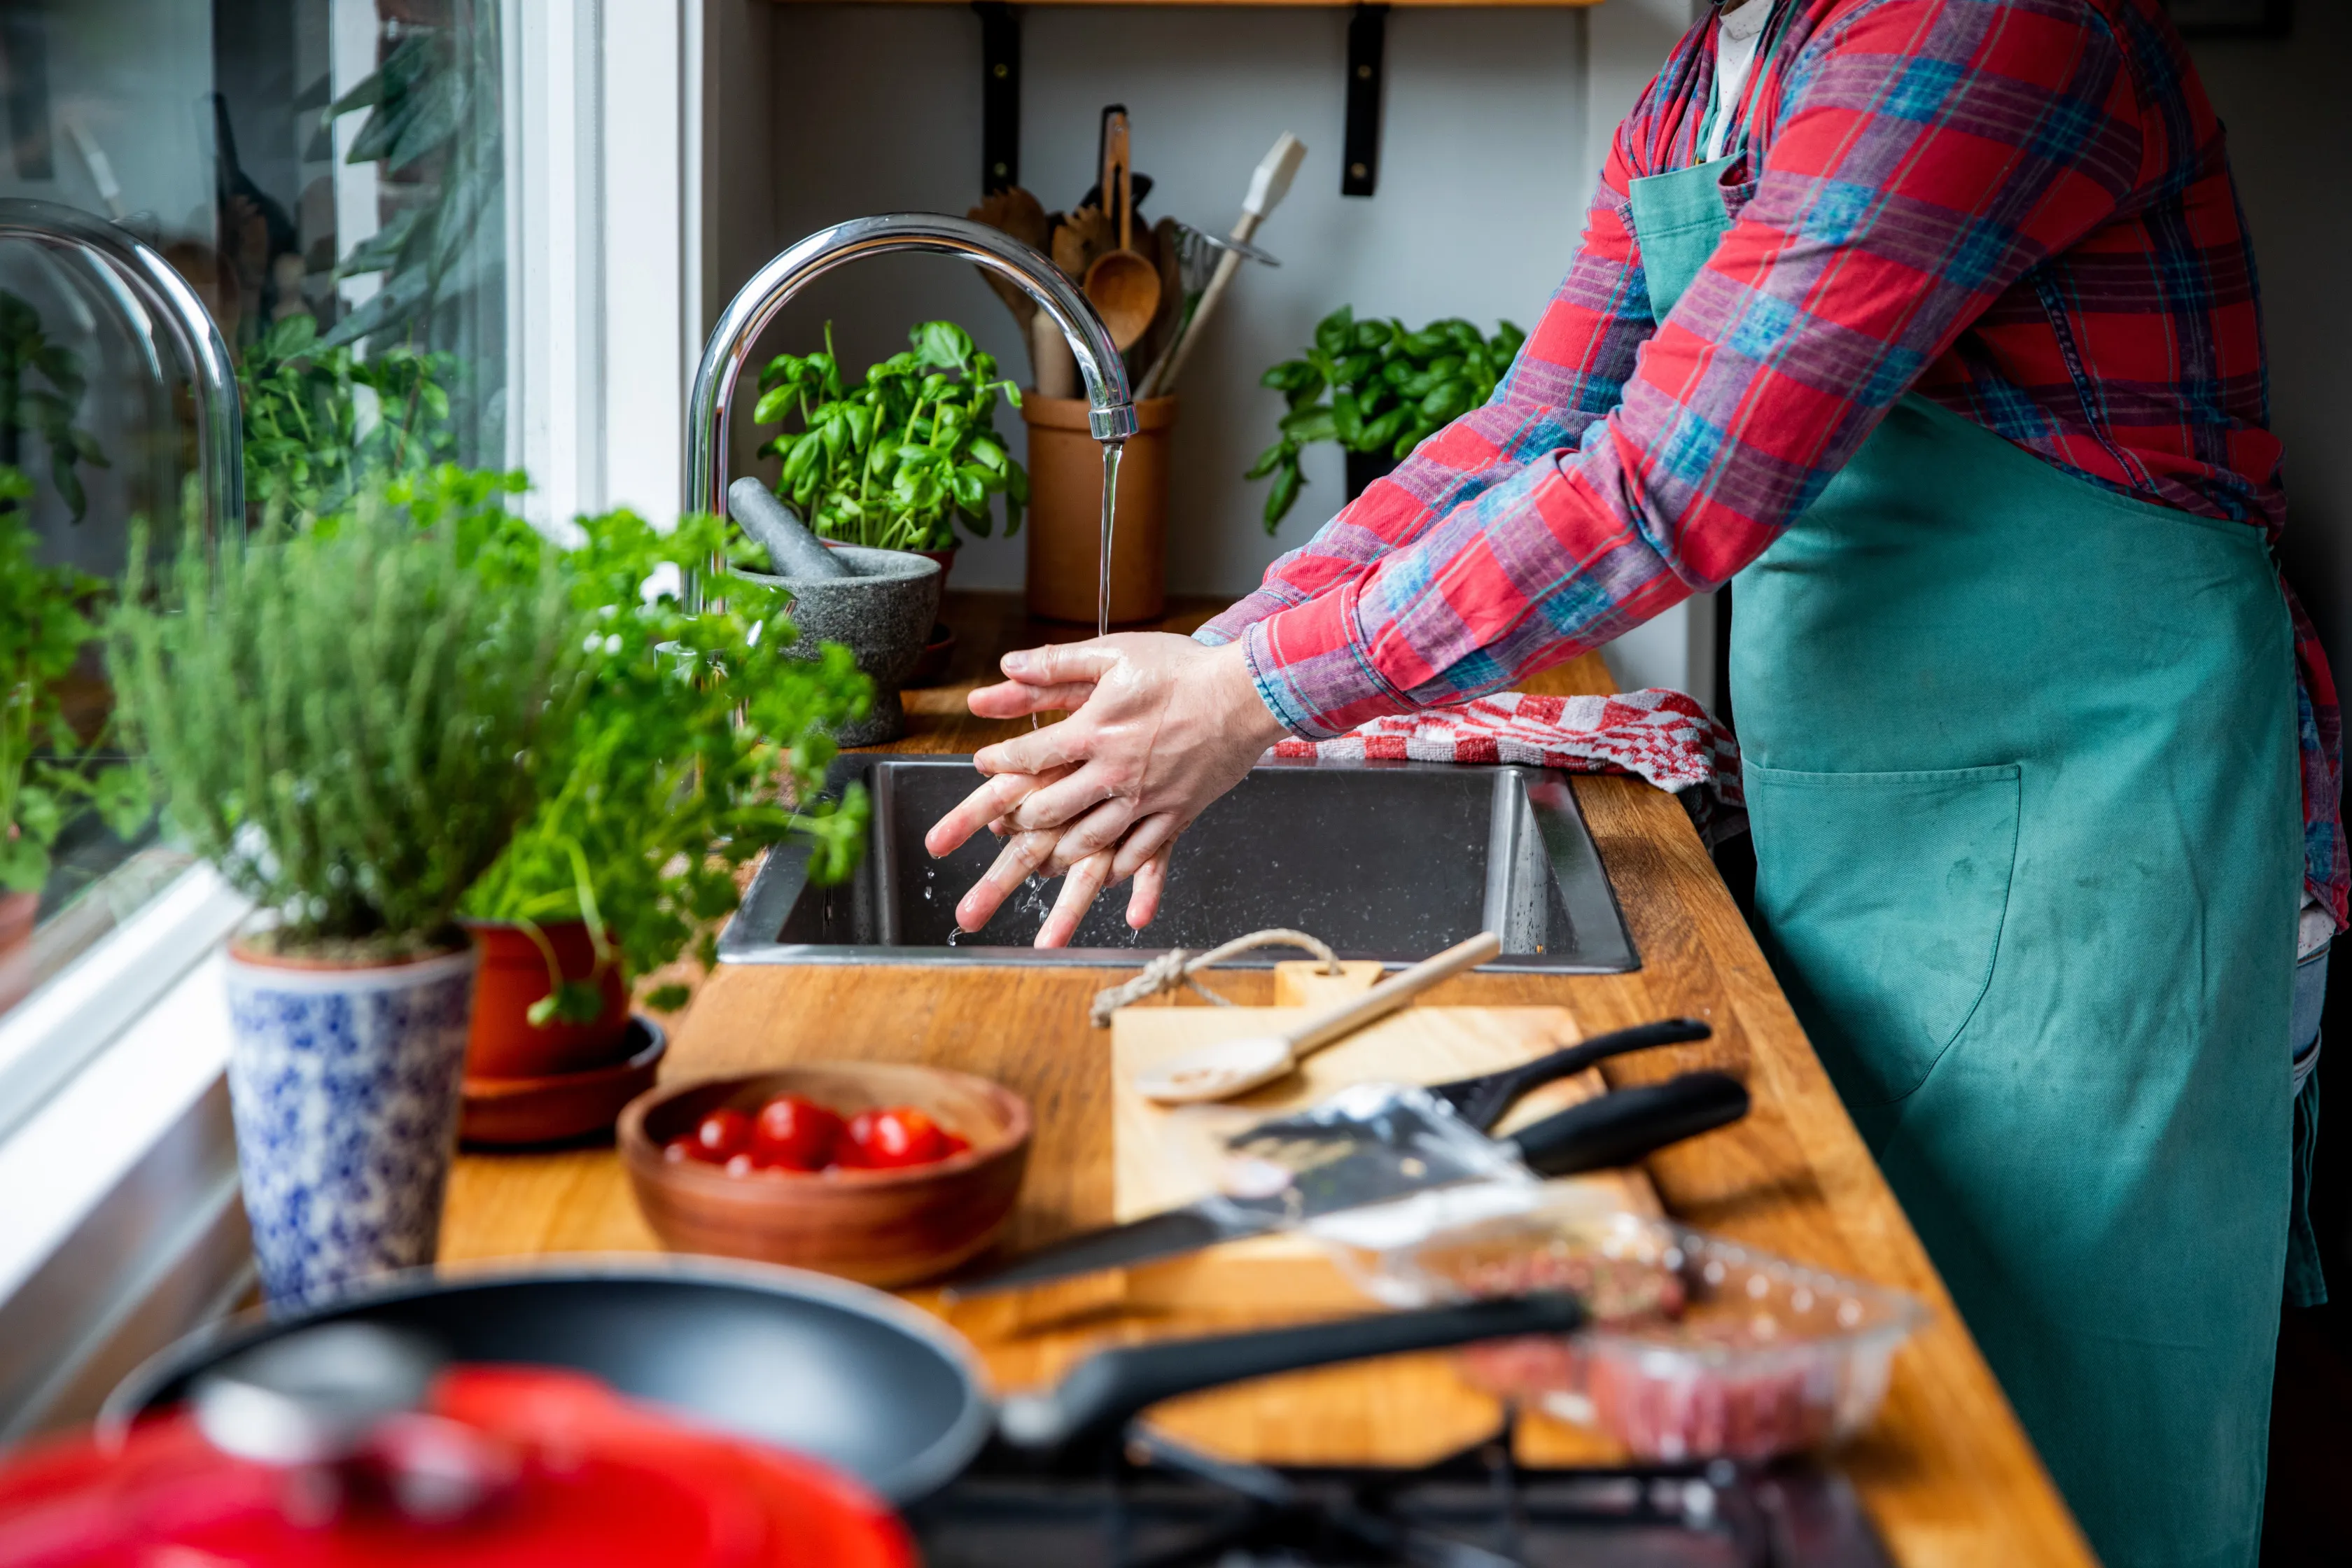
left=106, top=479, right=590, bottom=959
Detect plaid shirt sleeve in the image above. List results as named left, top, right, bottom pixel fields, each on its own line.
left=1202, top=0, right=2141, bottom=738
left=1195, top=82, right=1665, bottom=659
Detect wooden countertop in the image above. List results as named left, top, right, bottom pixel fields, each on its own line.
left=441, top=592, right=2096, bottom=1568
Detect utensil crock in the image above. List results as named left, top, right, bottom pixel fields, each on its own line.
left=1021, top=393, right=1175, bottom=624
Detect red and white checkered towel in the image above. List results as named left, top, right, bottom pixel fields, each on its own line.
left=1267, top=689, right=1745, bottom=841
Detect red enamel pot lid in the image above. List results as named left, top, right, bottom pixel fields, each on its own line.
left=0, top=1365, right=916, bottom=1568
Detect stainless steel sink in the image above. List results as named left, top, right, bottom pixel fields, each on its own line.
left=718, top=755, right=1639, bottom=972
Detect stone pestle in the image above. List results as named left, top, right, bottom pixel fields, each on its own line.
left=728, top=476, right=850, bottom=580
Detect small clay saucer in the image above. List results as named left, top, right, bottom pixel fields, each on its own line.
left=461, top=1016, right=668, bottom=1149
left=905, top=622, right=958, bottom=687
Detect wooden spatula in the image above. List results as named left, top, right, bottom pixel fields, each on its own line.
left=1133, top=932, right=1504, bottom=1104
left=967, top=186, right=1051, bottom=333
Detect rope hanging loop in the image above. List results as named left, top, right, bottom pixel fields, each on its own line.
left=1087, top=927, right=1342, bottom=1028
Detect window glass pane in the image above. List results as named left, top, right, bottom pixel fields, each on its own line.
left=0, top=0, right=506, bottom=1036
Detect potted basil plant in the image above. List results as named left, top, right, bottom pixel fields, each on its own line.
left=106, top=482, right=590, bottom=1303
left=1249, top=307, right=1524, bottom=529
left=0, top=468, right=147, bottom=951
left=456, top=486, right=870, bottom=1083
left=748, top=320, right=1028, bottom=580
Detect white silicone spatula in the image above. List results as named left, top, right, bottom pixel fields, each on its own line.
left=1133, top=931, right=1503, bottom=1105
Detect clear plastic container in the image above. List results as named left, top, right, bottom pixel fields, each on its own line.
left=1317, top=1195, right=1928, bottom=1462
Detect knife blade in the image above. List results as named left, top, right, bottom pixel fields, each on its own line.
left=945, top=1054, right=1744, bottom=1299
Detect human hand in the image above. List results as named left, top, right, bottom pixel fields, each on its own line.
left=924, top=634, right=1292, bottom=944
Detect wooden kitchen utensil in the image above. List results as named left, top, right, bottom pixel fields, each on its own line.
left=966, top=188, right=1048, bottom=333
left=1133, top=932, right=1504, bottom=1104
left=1137, top=214, right=1186, bottom=373
left=1081, top=108, right=1159, bottom=352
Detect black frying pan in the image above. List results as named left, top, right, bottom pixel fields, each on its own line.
left=103, top=1256, right=1581, bottom=1506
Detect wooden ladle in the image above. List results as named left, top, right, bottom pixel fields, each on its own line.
left=1082, top=108, right=1160, bottom=353
left=1133, top=932, right=1504, bottom=1105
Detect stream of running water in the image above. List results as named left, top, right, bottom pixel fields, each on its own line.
left=1096, top=439, right=1124, bottom=638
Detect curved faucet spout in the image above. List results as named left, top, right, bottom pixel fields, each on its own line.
left=0, top=198, right=244, bottom=537
left=685, top=214, right=1138, bottom=526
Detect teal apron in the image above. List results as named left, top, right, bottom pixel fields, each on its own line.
left=1628, top=135, right=2299, bottom=1568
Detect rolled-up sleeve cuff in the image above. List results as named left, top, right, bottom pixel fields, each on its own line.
left=1240, top=583, right=1419, bottom=740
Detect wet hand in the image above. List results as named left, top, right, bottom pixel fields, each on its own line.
left=924, top=635, right=1291, bottom=942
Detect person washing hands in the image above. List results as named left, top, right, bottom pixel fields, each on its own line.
left=921, top=636, right=1285, bottom=946
left=925, top=2, right=2341, bottom=1564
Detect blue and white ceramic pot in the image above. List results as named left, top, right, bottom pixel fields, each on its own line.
left=223, top=939, right=479, bottom=1306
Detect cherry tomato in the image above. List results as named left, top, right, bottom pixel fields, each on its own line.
left=941, top=1132, right=972, bottom=1158
left=752, top=1094, right=844, bottom=1171
left=723, top=1152, right=758, bottom=1178
left=691, top=1107, right=753, bottom=1162
left=662, top=1137, right=697, bottom=1164
left=843, top=1105, right=948, bottom=1169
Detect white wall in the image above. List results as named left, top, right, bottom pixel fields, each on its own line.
left=718, top=0, right=1713, bottom=699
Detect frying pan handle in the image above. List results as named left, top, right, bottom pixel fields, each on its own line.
left=997, top=1294, right=1583, bottom=1456
left=1504, top=1070, right=1749, bottom=1177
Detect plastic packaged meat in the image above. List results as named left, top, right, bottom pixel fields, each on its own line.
left=1320, top=1195, right=1927, bottom=1462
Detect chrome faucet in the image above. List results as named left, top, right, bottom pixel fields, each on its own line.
left=0, top=198, right=244, bottom=536
left=684, top=214, right=1139, bottom=526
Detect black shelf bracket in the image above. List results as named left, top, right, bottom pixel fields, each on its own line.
left=1342, top=3, right=1388, bottom=197
left=974, top=1, right=1021, bottom=194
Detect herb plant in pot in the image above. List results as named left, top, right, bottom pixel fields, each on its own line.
left=457, top=492, right=870, bottom=1121
left=0, top=468, right=147, bottom=953
left=1249, top=307, right=1524, bottom=530
left=106, top=486, right=589, bottom=1303
left=749, top=322, right=1025, bottom=691
left=750, top=321, right=1027, bottom=575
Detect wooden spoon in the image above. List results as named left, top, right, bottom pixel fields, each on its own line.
left=1082, top=109, right=1160, bottom=353
left=1133, top=932, right=1504, bottom=1105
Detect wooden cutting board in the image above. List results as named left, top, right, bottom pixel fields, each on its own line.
left=1106, top=960, right=1660, bottom=1309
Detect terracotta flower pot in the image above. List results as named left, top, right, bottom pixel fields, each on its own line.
left=463, top=919, right=633, bottom=1080
left=0, top=888, right=36, bottom=955
left=1020, top=393, right=1175, bottom=626
left=223, top=936, right=479, bottom=1304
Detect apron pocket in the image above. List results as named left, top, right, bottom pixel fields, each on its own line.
left=1746, top=762, right=2022, bottom=1108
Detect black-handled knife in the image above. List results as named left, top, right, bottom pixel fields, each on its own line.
left=946, top=1033, right=1742, bottom=1301
left=1504, top=1070, right=1748, bottom=1176
left=1427, top=1017, right=1712, bottom=1130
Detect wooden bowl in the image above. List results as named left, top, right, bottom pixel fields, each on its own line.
left=460, top=1017, right=667, bottom=1149
left=617, top=1063, right=1031, bottom=1287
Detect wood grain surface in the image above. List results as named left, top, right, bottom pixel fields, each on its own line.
left=439, top=592, right=2096, bottom=1568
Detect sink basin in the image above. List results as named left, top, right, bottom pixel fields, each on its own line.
left=718, top=755, right=1639, bottom=973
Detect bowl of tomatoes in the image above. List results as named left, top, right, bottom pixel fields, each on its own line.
left=617, top=1063, right=1031, bottom=1287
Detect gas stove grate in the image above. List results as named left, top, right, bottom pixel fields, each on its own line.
left=909, top=1427, right=1893, bottom=1568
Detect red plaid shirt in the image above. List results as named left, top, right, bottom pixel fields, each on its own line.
left=1201, top=0, right=2348, bottom=929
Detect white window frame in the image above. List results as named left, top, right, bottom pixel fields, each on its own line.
left=508, top=0, right=704, bottom=530
left=0, top=869, right=251, bottom=1439
left=0, top=1, right=713, bottom=1438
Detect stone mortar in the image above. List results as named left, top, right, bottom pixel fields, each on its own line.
left=734, top=547, right=942, bottom=746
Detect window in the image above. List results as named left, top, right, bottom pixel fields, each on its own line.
left=0, top=0, right=509, bottom=1119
